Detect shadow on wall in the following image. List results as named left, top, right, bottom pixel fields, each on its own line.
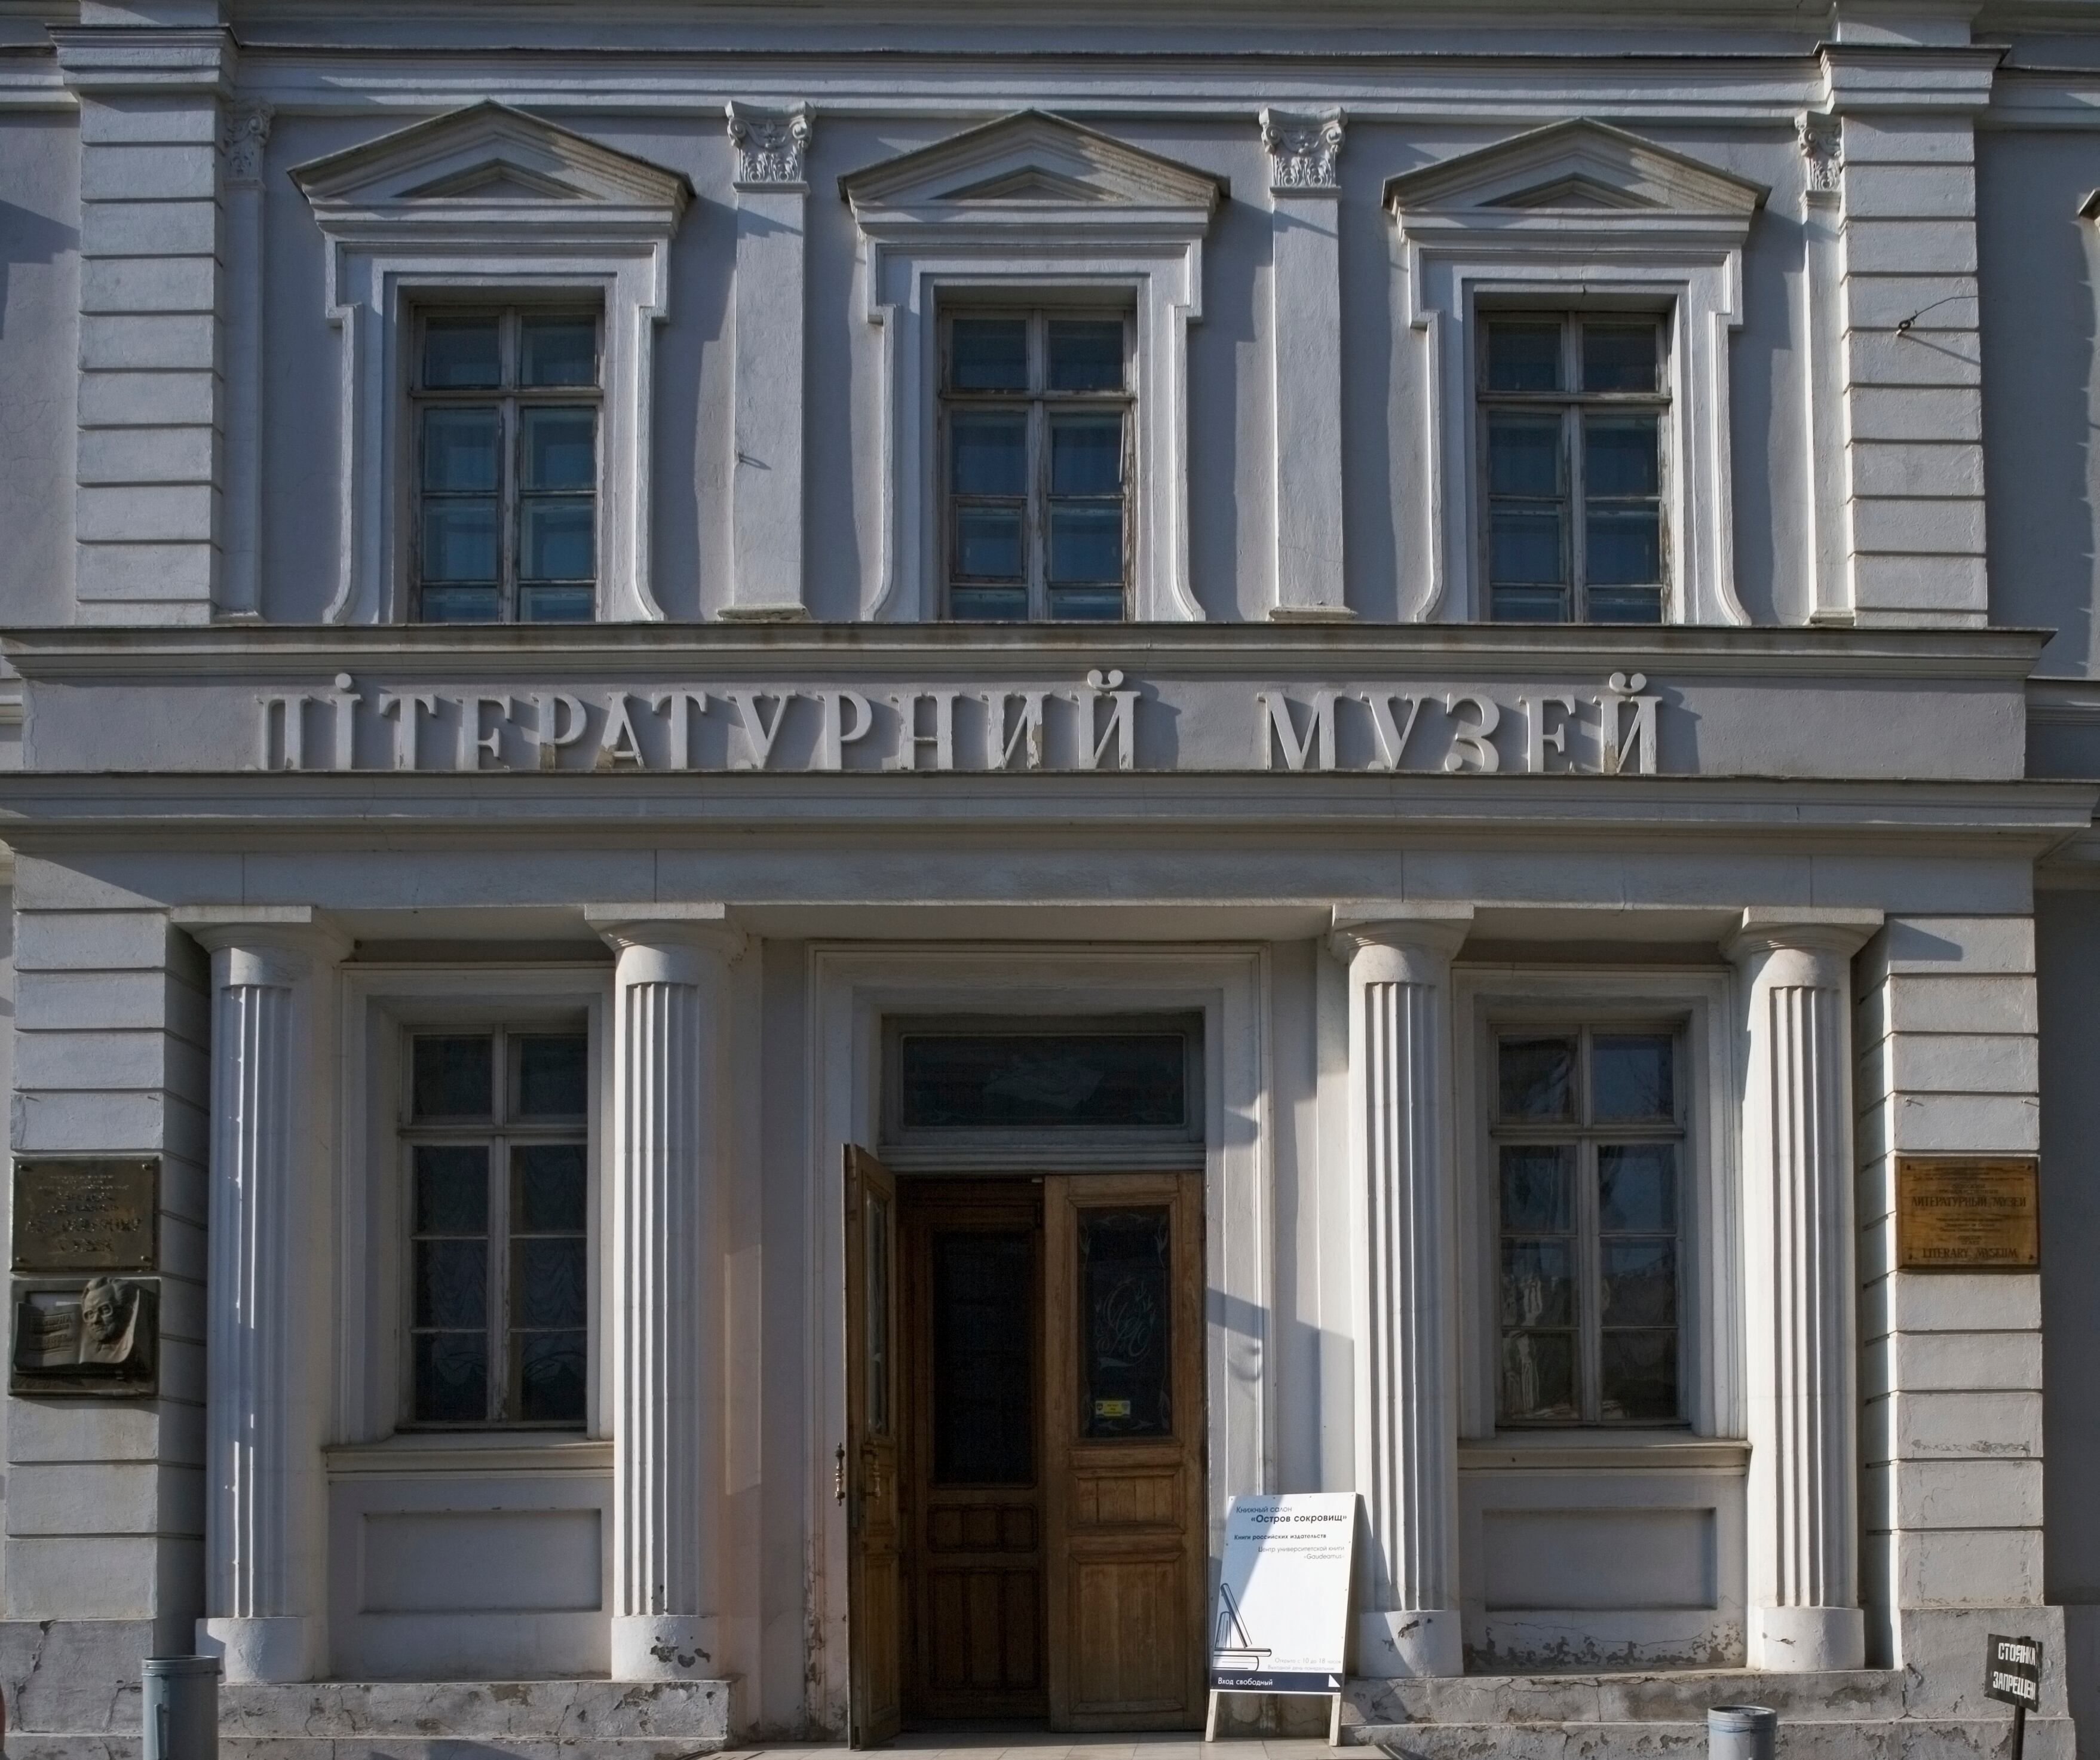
left=0, top=199, right=75, bottom=337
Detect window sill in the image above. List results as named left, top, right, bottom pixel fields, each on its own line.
left=1459, top=1431, right=1749, bottom=1474
left=325, top=1433, right=612, bottom=1479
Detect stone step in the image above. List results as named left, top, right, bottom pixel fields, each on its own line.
left=216, top=1679, right=734, bottom=1745
left=1352, top=1716, right=2071, bottom=1758
left=1343, top=1666, right=1914, bottom=1727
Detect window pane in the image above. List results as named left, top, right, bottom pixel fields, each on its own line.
left=899, top=1033, right=1188, bottom=1130
left=414, top=1145, right=490, bottom=1233
left=522, top=408, right=596, bottom=491
left=413, top=1035, right=493, bottom=1118
left=1048, top=584, right=1126, bottom=622
left=950, top=317, right=1029, bottom=390
left=1492, top=584, right=1569, bottom=623
left=1500, top=1240, right=1574, bottom=1328
left=1587, top=585, right=1664, bottom=624
left=514, top=1143, right=588, bottom=1233
left=931, top=1230, right=1035, bottom=1484
left=516, top=1330, right=587, bottom=1423
left=1047, top=319, right=1124, bottom=391
left=423, top=317, right=501, bottom=388
left=949, top=584, right=1028, bottom=620
left=1500, top=1145, right=1574, bottom=1231
left=1486, top=320, right=1562, bottom=392
left=1594, top=1034, right=1674, bottom=1121
left=414, top=1238, right=487, bottom=1329
left=413, top=1330, right=488, bottom=1422
left=422, top=408, right=498, bottom=492
left=516, top=1035, right=588, bottom=1119
left=1501, top=1330, right=1577, bottom=1421
left=1050, top=413, right=1123, bottom=495
left=520, top=317, right=597, bottom=387
left=1500, top=1036, right=1575, bottom=1120
left=1488, top=414, right=1563, bottom=497
left=421, top=584, right=501, bottom=623
left=513, top=1237, right=587, bottom=1329
left=1600, top=1329, right=1678, bottom=1421
left=866, top=1192, right=890, bottom=1435
left=522, top=499, right=595, bottom=581
left=1582, top=321, right=1658, bottom=393
left=1080, top=1207, right=1172, bottom=1439
left=1601, top=1240, right=1677, bottom=1327
left=421, top=501, right=498, bottom=582
left=1586, top=507, right=1661, bottom=588
left=955, top=506, right=1023, bottom=578
left=519, top=584, right=595, bottom=623
left=1050, top=504, right=1122, bottom=584
left=1585, top=414, right=1660, bottom=496
left=1599, top=1144, right=1678, bottom=1230
left=951, top=412, right=1027, bottom=495
left=1490, top=507, right=1565, bottom=587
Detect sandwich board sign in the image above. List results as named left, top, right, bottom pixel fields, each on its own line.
left=1206, top=1492, right=1357, bottom=1744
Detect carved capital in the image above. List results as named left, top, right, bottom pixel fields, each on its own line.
left=1261, top=106, right=1345, bottom=194
left=1797, top=111, right=1842, bottom=200
left=221, top=101, right=274, bottom=188
left=726, top=100, right=813, bottom=189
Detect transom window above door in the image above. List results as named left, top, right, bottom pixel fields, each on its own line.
left=1480, top=312, right=1669, bottom=625
left=942, top=309, right=1134, bottom=622
left=412, top=307, right=602, bottom=624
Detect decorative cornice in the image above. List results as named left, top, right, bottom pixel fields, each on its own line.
left=726, top=99, right=811, bottom=191
left=50, top=24, right=232, bottom=99
left=1797, top=110, right=1842, bottom=200
left=222, top=100, right=274, bottom=188
left=1260, top=105, right=1345, bottom=194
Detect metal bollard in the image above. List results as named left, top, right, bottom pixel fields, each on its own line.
left=1707, top=1704, right=1777, bottom=1760
left=142, top=1657, right=220, bottom=1760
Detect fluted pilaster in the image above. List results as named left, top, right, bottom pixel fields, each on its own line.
left=179, top=907, right=345, bottom=1685
left=588, top=905, right=744, bottom=1681
left=1333, top=905, right=1471, bottom=1678
left=1727, top=907, right=1881, bottom=1672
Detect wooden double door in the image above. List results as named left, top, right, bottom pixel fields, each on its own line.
left=844, top=1151, right=1206, bottom=1743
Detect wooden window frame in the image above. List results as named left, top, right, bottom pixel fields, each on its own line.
left=1476, top=310, right=1672, bottom=625
left=1488, top=1019, right=1688, bottom=1429
left=399, top=1020, right=592, bottom=1430
left=938, top=305, right=1136, bottom=623
left=407, top=303, right=604, bottom=625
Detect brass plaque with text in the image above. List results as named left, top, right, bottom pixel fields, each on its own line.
left=12, top=1159, right=158, bottom=1273
left=1896, top=1157, right=2038, bottom=1271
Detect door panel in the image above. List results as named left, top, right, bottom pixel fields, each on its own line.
left=1043, top=1173, right=1206, bottom=1731
left=845, top=1146, right=903, bottom=1747
left=902, top=1180, right=1046, bottom=1722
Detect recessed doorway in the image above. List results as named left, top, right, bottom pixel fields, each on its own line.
left=844, top=1154, right=1207, bottom=1743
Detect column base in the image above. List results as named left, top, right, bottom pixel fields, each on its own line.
left=1355, top=1608, right=1464, bottom=1678
left=197, top=1615, right=322, bottom=1684
left=1749, top=1604, right=1865, bottom=1672
left=611, top=1614, right=717, bottom=1681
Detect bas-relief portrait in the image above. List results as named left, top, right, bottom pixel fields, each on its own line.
left=11, top=1275, right=158, bottom=1396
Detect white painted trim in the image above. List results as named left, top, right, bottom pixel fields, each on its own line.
left=803, top=942, right=1268, bottom=1731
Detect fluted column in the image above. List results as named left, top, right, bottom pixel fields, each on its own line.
left=178, top=906, right=345, bottom=1684
left=1333, top=904, right=1472, bottom=1678
left=1725, top=906, right=1882, bottom=1672
left=587, top=904, right=744, bottom=1681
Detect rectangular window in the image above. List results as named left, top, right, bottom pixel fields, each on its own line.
left=403, top=1026, right=590, bottom=1427
left=941, top=308, right=1133, bottom=622
left=410, top=307, right=601, bottom=624
left=1479, top=313, right=1668, bottom=625
left=1492, top=1026, right=1682, bottom=1426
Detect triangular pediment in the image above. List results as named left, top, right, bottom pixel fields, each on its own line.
left=1385, top=119, right=1766, bottom=222
left=842, top=110, right=1227, bottom=218
left=292, top=100, right=691, bottom=222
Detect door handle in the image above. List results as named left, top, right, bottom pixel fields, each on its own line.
left=835, top=1442, right=847, bottom=1505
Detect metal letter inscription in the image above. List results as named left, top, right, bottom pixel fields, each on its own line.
left=1895, top=1157, right=2040, bottom=1271
left=11, top=1276, right=158, bottom=1396
left=13, top=1158, right=158, bottom=1272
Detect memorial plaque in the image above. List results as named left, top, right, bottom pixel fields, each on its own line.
left=13, top=1159, right=158, bottom=1273
left=1896, top=1157, right=2039, bottom=1271
left=10, top=1275, right=158, bottom=1397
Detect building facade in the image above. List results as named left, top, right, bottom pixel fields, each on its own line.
left=0, top=0, right=2096, bottom=1752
